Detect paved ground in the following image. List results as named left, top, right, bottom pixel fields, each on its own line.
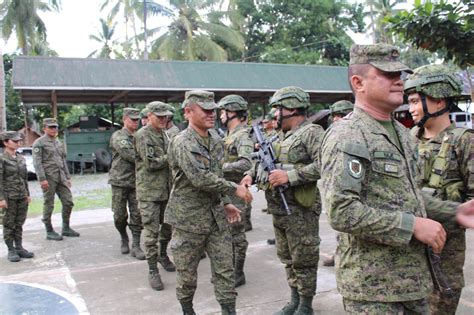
left=1, top=186, right=473, bottom=314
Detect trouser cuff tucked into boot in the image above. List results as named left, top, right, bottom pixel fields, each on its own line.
left=130, top=232, right=145, bottom=260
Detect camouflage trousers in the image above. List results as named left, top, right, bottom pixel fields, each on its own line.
left=170, top=225, right=236, bottom=305
left=428, top=288, right=462, bottom=315
left=138, top=200, right=172, bottom=260
left=111, top=186, right=142, bottom=234
left=228, top=197, right=249, bottom=265
left=343, top=297, right=429, bottom=314
left=41, top=179, right=74, bottom=224
left=2, top=197, right=28, bottom=243
left=272, top=208, right=320, bottom=297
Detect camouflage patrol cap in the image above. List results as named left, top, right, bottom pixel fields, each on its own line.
left=330, top=100, right=354, bottom=115
left=263, top=108, right=277, bottom=122
left=182, top=90, right=218, bottom=110
left=123, top=107, right=140, bottom=119
left=1, top=131, right=23, bottom=141
left=404, top=64, right=463, bottom=99
left=165, top=104, right=176, bottom=115
left=350, top=44, right=412, bottom=73
left=43, top=118, right=58, bottom=127
left=140, top=107, right=150, bottom=118
left=218, top=95, right=248, bottom=111
left=269, top=86, right=310, bottom=109
left=146, top=101, right=173, bottom=116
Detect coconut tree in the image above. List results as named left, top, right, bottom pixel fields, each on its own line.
left=88, top=18, right=117, bottom=58
left=365, top=0, right=404, bottom=44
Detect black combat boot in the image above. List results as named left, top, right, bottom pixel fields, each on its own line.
left=323, top=255, right=335, bottom=267
left=44, top=222, right=63, bottom=241
left=221, top=302, right=237, bottom=315
left=274, top=287, right=299, bottom=315
left=116, top=223, right=129, bottom=254
left=5, top=240, right=20, bottom=262
left=130, top=232, right=146, bottom=260
left=234, top=258, right=246, bottom=287
left=14, top=238, right=34, bottom=259
left=148, top=258, right=164, bottom=290
left=62, top=220, right=80, bottom=237
left=180, top=300, right=196, bottom=315
left=294, top=295, right=314, bottom=315
left=158, top=241, right=176, bottom=272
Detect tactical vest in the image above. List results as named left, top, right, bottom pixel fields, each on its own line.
left=418, top=127, right=471, bottom=202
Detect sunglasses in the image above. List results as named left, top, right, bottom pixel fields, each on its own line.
left=47, top=126, right=58, bottom=129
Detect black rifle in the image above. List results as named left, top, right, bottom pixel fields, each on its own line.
left=427, top=247, right=454, bottom=298
left=251, top=125, right=291, bottom=215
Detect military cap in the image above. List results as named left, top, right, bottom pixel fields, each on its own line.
left=218, top=95, right=248, bottom=111
left=43, top=118, right=59, bottom=127
left=1, top=131, right=23, bottom=141
left=330, top=100, right=354, bottom=115
left=165, top=104, right=176, bottom=115
left=350, top=43, right=412, bottom=73
left=123, top=107, right=140, bottom=119
left=404, top=64, right=462, bottom=99
left=269, top=86, right=310, bottom=109
left=263, top=108, right=277, bottom=122
left=140, top=107, right=150, bottom=118
left=182, top=90, right=218, bottom=110
left=146, top=101, right=173, bottom=116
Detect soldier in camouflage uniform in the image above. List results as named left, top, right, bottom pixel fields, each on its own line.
left=140, top=107, right=150, bottom=127
left=165, top=90, right=253, bottom=315
left=329, top=100, right=353, bottom=124
left=218, top=94, right=254, bottom=287
left=262, top=108, right=278, bottom=137
left=319, top=43, right=474, bottom=314
left=1, top=131, right=34, bottom=262
left=109, top=108, right=145, bottom=260
left=242, top=86, right=324, bottom=315
left=33, top=118, right=79, bottom=241
left=165, top=104, right=181, bottom=139
left=405, top=64, right=474, bottom=315
left=135, top=102, right=176, bottom=291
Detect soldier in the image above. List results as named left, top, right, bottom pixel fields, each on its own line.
left=135, top=101, right=176, bottom=291
left=242, top=86, right=324, bottom=315
left=165, top=104, right=181, bottom=138
left=165, top=90, right=253, bottom=315
left=0, top=131, right=34, bottom=262
left=319, top=43, right=474, bottom=314
left=33, top=118, right=79, bottom=241
left=329, top=100, right=353, bottom=123
left=262, top=108, right=278, bottom=137
left=109, top=108, right=145, bottom=260
left=140, top=107, right=150, bottom=127
left=405, top=64, right=473, bottom=315
left=218, top=94, right=254, bottom=287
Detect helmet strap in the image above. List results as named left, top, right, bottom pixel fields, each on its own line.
left=416, top=94, right=451, bottom=128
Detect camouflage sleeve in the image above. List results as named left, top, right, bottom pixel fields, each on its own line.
left=223, top=136, right=253, bottom=175
left=136, top=132, right=168, bottom=170
left=61, top=141, right=71, bottom=179
left=459, top=131, right=474, bottom=200
left=32, top=140, right=46, bottom=182
left=112, top=133, right=135, bottom=163
left=0, top=156, right=4, bottom=200
left=320, top=129, right=414, bottom=246
left=422, top=192, right=459, bottom=230
left=287, top=124, right=324, bottom=186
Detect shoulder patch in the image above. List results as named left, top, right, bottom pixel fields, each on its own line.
left=347, top=158, right=364, bottom=179
left=33, top=147, right=40, bottom=153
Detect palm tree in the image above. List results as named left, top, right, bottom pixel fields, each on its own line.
left=0, top=0, right=61, bottom=55
left=149, top=0, right=244, bottom=61
left=88, top=18, right=117, bottom=59
left=365, top=0, right=404, bottom=44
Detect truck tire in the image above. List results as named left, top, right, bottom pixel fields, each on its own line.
left=95, top=148, right=112, bottom=172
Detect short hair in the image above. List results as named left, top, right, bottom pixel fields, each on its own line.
left=348, top=64, right=371, bottom=93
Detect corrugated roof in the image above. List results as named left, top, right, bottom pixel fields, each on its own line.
left=13, top=56, right=353, bottom=105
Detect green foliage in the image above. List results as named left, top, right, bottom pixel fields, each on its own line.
left=387, top=0, right=473, bottom=68
left=88, top=17, right=117, bottom=58
left=3, top=54, right=24, bottom=130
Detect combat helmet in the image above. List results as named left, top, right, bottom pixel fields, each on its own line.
left=269, top=86, right=310, bottom=109
left=330, top=100, right=353, bottom=115
left=218, top=95, right=248, bottom=111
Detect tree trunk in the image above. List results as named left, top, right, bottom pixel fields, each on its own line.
left=0, top=48, right=6, bottom=131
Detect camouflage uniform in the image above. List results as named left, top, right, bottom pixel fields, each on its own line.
left=165, top=90, right=238, bottom=312
left=405, top=64, right=474, bottom=314
left=218, top=94, right=254, bottom=287
left=1, top=131, right=33, bottom=262
left=32, top=118, right=78, bottom=240
left=319, top=44, right=463, bottom=313
left=109, top=108, right=143, bottom=257
left=165, top=104, right=181, bottom=139
left=135, top=102, right=175, bottom=290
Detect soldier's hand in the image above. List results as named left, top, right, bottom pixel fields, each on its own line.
left=26, top=197, right=31, bottom=204
left=413, top=217, right=447, bottom=254
left=235, top=184, right=253, bottom=204
left=40, top=180, right=49, bottom=190
left=66, top=179, right=72, bottom=188
left=0, top=200, right=7, bottom=209
left=456, top=199, right=474, bottom=228
left=224, top=203, right=242, bottom=224
left=269, top=169, right=289, bottom=187
left=240, top=175, right=253, bottom=188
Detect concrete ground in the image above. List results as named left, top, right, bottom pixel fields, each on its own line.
left=0, top=190, right=473, bottom=315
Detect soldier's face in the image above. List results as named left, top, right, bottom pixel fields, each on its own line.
left=332, top=114, right=344, bottom=122
left=123, top=116, right=139, bottom=132
left=44, top=125, right=58, bottom=137
left=187, top=104, right=216, bottom=130
left=149, top=114, right=168, bottom=130
left=359, top=67, right=404, bottom=111
left=219, top=109, right=228, bottom=125
left=408, top=92, right=444, bottom=125
left=141, top=117, right=148, bottom=127
left=4, top=139, right=22, bottom=150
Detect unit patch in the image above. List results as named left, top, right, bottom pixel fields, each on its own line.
left=347, top=158, right=364, bottom=179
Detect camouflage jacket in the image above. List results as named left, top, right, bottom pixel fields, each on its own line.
left=319, top=107, right=461, bottom=302
left=0, top=152, right=29, bottom=200
left=32, top=135, right=70, bottom=183
left=222, top=123, right=253, bottom=183
left=109, top=128, right=136, bottom=188
left=135, top=125, right=170, bottom=201
left=166, top=125, right=180, bottom=139
left=164, top=127, right=237, bottom=234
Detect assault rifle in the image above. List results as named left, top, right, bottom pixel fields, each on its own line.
left=427, top=247, right=454, bottom=298
left=251, top=125, right=291, bottom=215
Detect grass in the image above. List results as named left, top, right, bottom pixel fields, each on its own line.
left=27, top=187, right=112, bottom=218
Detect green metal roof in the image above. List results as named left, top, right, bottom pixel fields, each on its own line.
left=13, top=56, right=353, bottom=105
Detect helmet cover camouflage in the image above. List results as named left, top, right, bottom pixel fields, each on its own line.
left=330, top=100, right=353, bottom=115
left=218, top=94, right=248, bottom=111
left=269, top=86, right=310, bottom=109
left=404, top=64, right=463, bottom=99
